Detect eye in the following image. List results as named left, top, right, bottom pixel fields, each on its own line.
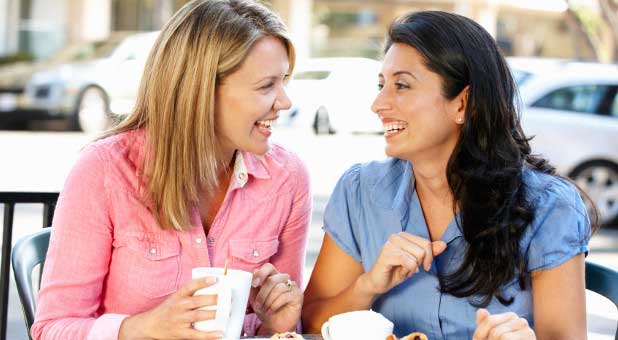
left=260, top=82, right=274, bottom=90
left=395, top=82, right=410, bottom=90
left=377, top=83, right=384, bottom=90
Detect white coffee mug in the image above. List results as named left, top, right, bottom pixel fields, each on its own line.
left=192, top=267, right=252, bottom=340
left=321, top=310, right=394, bottom=340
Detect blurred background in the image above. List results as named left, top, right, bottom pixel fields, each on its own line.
left=1, top=0, right=618, bottom=339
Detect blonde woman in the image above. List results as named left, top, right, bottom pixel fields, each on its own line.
left=31, top=1, right=310, bottom=339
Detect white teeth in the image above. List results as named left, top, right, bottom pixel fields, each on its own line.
left=382, top=121, right=408, bottom=133
left=256, top=119, right=276, bottom=128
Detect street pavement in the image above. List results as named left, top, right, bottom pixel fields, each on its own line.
left=1, top=128, right=617, bottom=339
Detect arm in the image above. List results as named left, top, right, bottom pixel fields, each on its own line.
left=302, top=232, right=447, bottom=334
left=301, top=234, right=375, bottom=334
left=30, top=146, right=124, bottom=340
left=247, top=154, right=312, bottom=336
left=473, top=254, right=586, bottom=340
left=532, top=254, right=587, bottom=340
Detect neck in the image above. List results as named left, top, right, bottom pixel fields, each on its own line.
left=404, top=141, right=457, bottom=207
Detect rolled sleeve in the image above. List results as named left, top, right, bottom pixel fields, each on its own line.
left=526, top=178, right=591, bottom=272
left=322, top=164, right=363, bottom=263
left=86, top=314, right=129, bottom=340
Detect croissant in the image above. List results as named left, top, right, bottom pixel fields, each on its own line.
left=270, top=331, right=305, bottom=339
left=386, top=332, right=428, bottom=340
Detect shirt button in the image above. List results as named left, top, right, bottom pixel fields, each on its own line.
left=252, top=249, right=260, bottom=257
left=149, top=247, right=157, bottom=254
left=196, top=237, right=203, bottom=244
left=238, top=173, right=247, bottom=181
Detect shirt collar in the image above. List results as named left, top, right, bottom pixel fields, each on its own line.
left=371, top=158, right=463, bottom=244
left=371, top=158, right=414, bottom=224
left=232, top=150, right=271, bottom=188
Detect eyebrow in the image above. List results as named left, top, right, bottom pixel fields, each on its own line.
left=252, top=73, right=289, bottom=85
left=378, top=70, right=418, bottom=80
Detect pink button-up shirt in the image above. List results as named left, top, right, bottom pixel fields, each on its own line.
left=31, top=129, right=311, bottom=340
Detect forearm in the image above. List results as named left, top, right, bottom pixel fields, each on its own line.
left=302, top=273, right=377, bottom=333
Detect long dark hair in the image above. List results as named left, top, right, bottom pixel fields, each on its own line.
left=385, top=11, right=598, bottom=307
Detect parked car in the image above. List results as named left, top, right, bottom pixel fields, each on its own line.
left=19, top=31, right=158, bottom=133
left=0, top=37, right=132, bottom=128
left=280, top=57, right=382, bottom=135
left=508, top=57, right=618, bottom=225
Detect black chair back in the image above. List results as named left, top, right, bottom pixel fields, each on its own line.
left=11, top=228, right=51, bottom=339
left=586, top=261, right=618, bottom=340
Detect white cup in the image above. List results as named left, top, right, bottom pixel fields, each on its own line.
left=321, top=310, right=394, bottom=340
left=192, top=267, right=252, bottom=340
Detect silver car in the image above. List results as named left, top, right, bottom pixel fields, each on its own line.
left=20, top=31, right=158, bottom=133
left=509, top=57, right=618, bottom=225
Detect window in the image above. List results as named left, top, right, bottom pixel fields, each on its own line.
left=532, top=84, right=612, bottom=114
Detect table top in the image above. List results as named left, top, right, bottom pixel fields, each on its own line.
left=242, top=335, right=322, bottom=340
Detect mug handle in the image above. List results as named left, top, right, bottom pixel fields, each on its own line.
left=321, top=321, right=331, bottom=340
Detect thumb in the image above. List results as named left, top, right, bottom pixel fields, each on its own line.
left=476, top=308, right=490, bottom=325
left=431, top=241, right=447, bottom=256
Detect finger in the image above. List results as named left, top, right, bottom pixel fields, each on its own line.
left=391, top=233, right=432, bottom=271
left=432, top=240, right=447, bottom=256
left=252, top=263, right=278, bottom=288
left=179, top=328, right=224, bottom=340
left=182, top=309, right=217, bottom=323
left=262, top=279, right=297, bottom=312
left=254, top=273, right=289, bottom=311
left=184, top=294, right=218, bottom=310
left=476, top=308, right=490, bottom=325
left=487, top=317, right=529, bottom=340
left=178, top=277, right=218, bottom=297
left=267, top=289, right=299, bottom=313
left=394, top=249, right=420, bottom=274
left=473, top=312, right=518, bottom=340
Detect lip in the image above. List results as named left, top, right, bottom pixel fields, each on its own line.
left=380, top=117, right=407, bottom=124
left=257, top=115, right=279, bottom=122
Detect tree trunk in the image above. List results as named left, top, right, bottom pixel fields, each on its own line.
left=599, top=0, right=618, bottom=62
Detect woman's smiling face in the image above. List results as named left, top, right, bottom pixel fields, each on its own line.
left=372, top=42, right=464, bottom=161
left=215, top=35, right=292, bottom=158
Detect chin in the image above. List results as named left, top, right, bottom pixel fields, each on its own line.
left=247, top=142, right=270, bottom=156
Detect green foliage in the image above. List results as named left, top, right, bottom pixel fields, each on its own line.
left=0, top=52, right=35, bottom=66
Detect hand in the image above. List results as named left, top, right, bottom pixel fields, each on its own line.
left=251, top=263, right=303, bottom=334
left=473, top=309, right=536, bottom=340
left=118, top=276, right=224, bottom=340
left=361, top=232, right=447, bottom=295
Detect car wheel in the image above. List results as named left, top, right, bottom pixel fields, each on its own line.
left=570, top=160, right=618, bottom=226
left=75, top=86, right=111, bottom=134
left=313, top=106, right=335, bottom=135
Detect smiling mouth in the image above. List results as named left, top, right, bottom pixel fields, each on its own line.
left=255, top=119, right=276, bottom=130
left=383, top=121, right=408, bottom=137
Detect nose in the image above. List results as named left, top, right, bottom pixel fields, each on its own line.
left=274, top=85, right=292, bottom=111
left=371, top=88, right=390, bottom=115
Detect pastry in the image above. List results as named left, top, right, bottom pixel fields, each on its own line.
left=386, top=332, right=428, bottom=340
left=270, top=331, right=305, bottom=339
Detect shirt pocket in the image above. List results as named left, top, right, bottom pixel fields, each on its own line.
left=228, top=237, right=280, bottom=272
left=113, top=233, right=181, bottom=298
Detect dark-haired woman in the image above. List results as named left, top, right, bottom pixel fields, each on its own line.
left=302, top=11, right=593, bottom=340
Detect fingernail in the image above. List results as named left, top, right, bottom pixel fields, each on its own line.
left=252, top=277, right=260, bottom=287
left=205, top=277, right=217, bottom=284
left=214, top=331, right=224, bottom=338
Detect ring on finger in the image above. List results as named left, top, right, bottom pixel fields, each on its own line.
left=285, top=279, right=293, bottom=292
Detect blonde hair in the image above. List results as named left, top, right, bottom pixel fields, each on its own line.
left=101, top=0, right=295, bottom=231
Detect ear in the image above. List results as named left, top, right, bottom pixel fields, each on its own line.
left=450, top=85, right=469, bottom=125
